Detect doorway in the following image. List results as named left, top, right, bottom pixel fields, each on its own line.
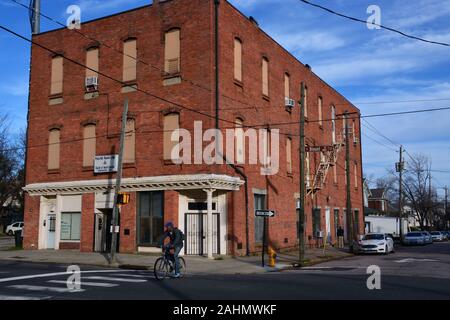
left=184, top=212, right=220, bottom=255
left=46, top=214, right=56, bottom=249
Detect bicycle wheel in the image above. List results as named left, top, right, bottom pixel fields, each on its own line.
left=179, top=257, right=187, bottom=278
left=154, top=258, right=168, bottom=280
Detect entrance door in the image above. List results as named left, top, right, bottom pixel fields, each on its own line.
left=325, top=208, right=331, bottom=242
left=185, top=212, right=220, bottom=255
left=46, top=214, right=56, bottom=249
left=94, top=211, right=107, bottom=252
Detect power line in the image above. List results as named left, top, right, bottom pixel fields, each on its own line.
left=298, top=0, right=450, bottom=47
left=361, top=130, right=398, bottom=152
left=362, top=118, right=400, bottom=147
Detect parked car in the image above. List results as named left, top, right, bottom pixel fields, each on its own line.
left=430, top=231, right=445, bottom=242
left=357, top=233, right=395, bottom=254
left=403, top=232, right=426, bottom=245
left=5, top=222, right=24, bottom=236
left=421, top=231, right=433, bottom=244
left=440, top=231, right=449, bottom=241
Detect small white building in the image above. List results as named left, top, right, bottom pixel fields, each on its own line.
left=364, top=215, right=409, bottom=238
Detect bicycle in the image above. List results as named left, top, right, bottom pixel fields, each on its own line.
left=154, top=246, right=186, bottom=280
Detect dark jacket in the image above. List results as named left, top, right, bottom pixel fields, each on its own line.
left=337, top=227, right=344, bottom=237
left=160, top=228, right=184, bottom=248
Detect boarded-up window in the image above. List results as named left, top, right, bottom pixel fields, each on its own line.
left=235, top=118, right=244, bottom=164
left=284, top=73, right=290, bottom=98
left=48, top=129, right=60, bottom=170
left=50, top=56, right=63, bottom=95
left=123, top=40, right=137, bottom=82
left=83, top=124, right=96, bottom=167
left=331, top=106, right=336, bottom=144
left=164, top=29, right=180, bottom=74
left=354, top=163, right=358, bottom=188
left=286, top=137, right=292, bottom=174
left=333, top=164, right=337, bottom=184
left=306, top=151, right=310, bottom=187
left=124, top=119, right=135, bottom=163
left=318, top=97, right=323, bottom=126
left=262, top=57, right=269, bottom=96
left=234, top=38, right=242, bottom=82
left=163, top=113, right=179, bottom=160
left=86, top=48, right=99, bottom=78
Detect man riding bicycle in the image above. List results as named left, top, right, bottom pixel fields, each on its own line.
left=159, top=222, right=184, bottom=278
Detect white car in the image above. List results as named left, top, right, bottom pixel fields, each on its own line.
left=5, top=222, right=23, bottom=236
left=357, top=233, right=394, bottom=255
left=430, top=231, right=444, bottom=242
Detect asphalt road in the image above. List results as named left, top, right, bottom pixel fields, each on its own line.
left=0, top=242, right=449, bottom=300
left=0, top=237, right=14, bottom=251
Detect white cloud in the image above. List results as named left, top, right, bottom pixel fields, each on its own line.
left=273, top=31, right=347, bottom=53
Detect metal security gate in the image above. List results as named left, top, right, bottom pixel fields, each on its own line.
left=185, top=213, right=220, bottom=255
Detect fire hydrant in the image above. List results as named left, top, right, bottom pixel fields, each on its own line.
left=268, top=246, right=277, bottom=267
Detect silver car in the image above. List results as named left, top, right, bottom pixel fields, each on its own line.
left=421, top=231, right=433, bottom=244
left=403, top=232, right=426, bottom=245
left=430, top=231, right=444, bottom=242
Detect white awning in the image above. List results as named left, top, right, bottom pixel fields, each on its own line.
left=24, top=174, right=244, bottom=196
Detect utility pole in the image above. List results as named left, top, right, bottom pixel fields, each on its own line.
left=344, top=111, right=354, bottom=253
left=398, top=145, right=404, bottom=240
left=445, top=186, right=448, bottom=229
left=298, top=82, right=306, bottom=265
left=31, top=0, right=40, bottom=34
left=110, top=98, right=129, bottom=264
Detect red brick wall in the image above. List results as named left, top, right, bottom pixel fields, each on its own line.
left=25, top=0, right=364, bottom=254
left=119, top=192, right=137, bottom=253
left=80, top=193, right=95, bottom=252
left=23, top=194, right=40, bottom=250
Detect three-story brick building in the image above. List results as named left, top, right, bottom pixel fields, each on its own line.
left=23, top=0, right=364, bottom=256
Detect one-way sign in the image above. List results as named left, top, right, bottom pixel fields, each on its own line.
left=255, top=210, right=276, bottom=217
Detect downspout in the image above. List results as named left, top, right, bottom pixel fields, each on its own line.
left=214, top=0, right=250, bottom=256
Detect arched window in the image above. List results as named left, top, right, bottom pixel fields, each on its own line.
left=286, top=137, right=292, bottom=174
left=124, top=118, right=136, bottom=163
left=234, top=38, right=242, bottom=82
left=262, top=57, right=269, bottom=96
left=123, top=39, right=137, bottom=82
left=50, top=56, right=63, bottom=95
left=164, top=29, right=180, bottom=75
left=163, top=113, right=180, bottom=161
left=48, top=129, right=60, bottom=170
left=83, top=124, right=96, bottom=167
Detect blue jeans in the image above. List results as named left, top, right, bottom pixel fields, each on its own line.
left=165, top=245, right=183, bottom=274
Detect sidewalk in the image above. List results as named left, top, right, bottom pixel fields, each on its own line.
left=0, top=246, right=353, bottom=275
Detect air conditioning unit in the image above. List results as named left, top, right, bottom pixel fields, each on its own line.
left=85, top=76, right=99, bottom=89
left=353, top=137, right=359, bottom=145
left=316, top=230, right=324, bottom=238
left=285, top=97, right=295, bottom=108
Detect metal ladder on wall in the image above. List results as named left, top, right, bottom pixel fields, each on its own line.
left=307, top=135, right=345, bottom=196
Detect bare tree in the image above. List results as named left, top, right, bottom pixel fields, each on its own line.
left=402, top=153, right=437, bottom=229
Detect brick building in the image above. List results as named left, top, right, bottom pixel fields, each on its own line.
left=23, top=0, right=364, bottom=256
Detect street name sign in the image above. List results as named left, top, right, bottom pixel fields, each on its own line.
left=305, top=146, right=334, bottom=152
left=255, top=210, right=276, bottom=217
left=94, top=155, right=119, bottom=174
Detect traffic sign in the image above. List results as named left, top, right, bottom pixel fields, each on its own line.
left=255, top=210, right=276, bottom=217
left=305, top=146, right=334, bottom=152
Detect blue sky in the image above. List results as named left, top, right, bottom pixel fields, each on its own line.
left=0, top=0, right=449, bottom=194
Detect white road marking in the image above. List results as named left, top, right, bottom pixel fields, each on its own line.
left=0, top=269, right=135, bottom=283
left=114, top=273, right=154, bottom=278
left=8, top=285, right=85, bottom=293
left=395, top=258, right=438, bottom=263
left=48, top=280, right=119, bottom=288
left=84, top=276, right=147, bottom=283
left=0, top=294, right=51, bottom=300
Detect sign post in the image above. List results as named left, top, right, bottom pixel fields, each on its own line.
left=255, top=210, right=276, bottom=267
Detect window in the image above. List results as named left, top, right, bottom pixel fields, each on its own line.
left=60, top=212, right=81, bottom=241
left=284, top=73, right=290, bottom=99
left=312, top=208, right=321, bottom=238
left=138, top=191, right=164, bottom=246
left=304, top=86, right=308, bottom=118
left=124, top=119, right=135, bottom=163
left=235, top=118, right=244, bottom=164
left=50, top=56, right=63, bottom=95
left=83, top=124, right=96, bottom=167
left=234, top=38, right=242, bottom=82
left=354, top=210, right=360, bottom=236
left=48, top=129, right=60, bottom=170
left=262, top=57, right=269, bottom=96
left=164, top=29, right=180, bottom=75
left=188, top=202, right=217, bottom=211
left=354, top=163, right=358, bottom=188
left=163, top=113, right=180, bottom=161
left=254, top=194, right=266, bottom=243
left=305, top=151, right=310, bottom=187
left=123, top=39, right=137, bottom=82
left=318, top=97, right=323, bottom=126
left=286, top=137, right=292, bottom=174
left=86, top=48, right=99, bottom=79
left=331, top=105, right=336, bottom=144
left=333, top=164, right=337, bottom=184
left=334, top=209, right=340, bottom=237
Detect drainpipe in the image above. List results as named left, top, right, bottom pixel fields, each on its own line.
left=213, top=0, right=250, bottom=256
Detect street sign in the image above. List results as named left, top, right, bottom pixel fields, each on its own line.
left=94, top=155, right=119, bottom=173
left=305, top=146, right=334, bottom=152
left=255, top=210, right=276, bottom=217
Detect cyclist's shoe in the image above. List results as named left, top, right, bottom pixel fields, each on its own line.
left=173, top=273, right=181, bottom=278
left=169, top=266, right=174, bottom=273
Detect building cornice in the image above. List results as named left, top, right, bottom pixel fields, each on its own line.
left=24, top=174, right=244, bottom=196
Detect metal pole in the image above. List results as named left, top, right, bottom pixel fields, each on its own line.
left=344, top=111, right=354, bottom=253
left=445, top=186, right=448, bottom=229
left=262, top=217, right=267, bottom=267
left=110, top=98, right=129, bottom=264
left=31, top=0, right=41, bottom=35
left=399, top=145, right=404, bottom=240
left=298, top=82, right=306, bottom=265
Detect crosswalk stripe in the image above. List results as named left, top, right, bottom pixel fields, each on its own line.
left=84, top=276, right=147, bottom=283
left=48, top=280, right=119, bottom=288
left=0, top=294, right=51, bottom=300
left=114, top=274, right=155, bottom=279
left=8, top=285, right=85, bottom=293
